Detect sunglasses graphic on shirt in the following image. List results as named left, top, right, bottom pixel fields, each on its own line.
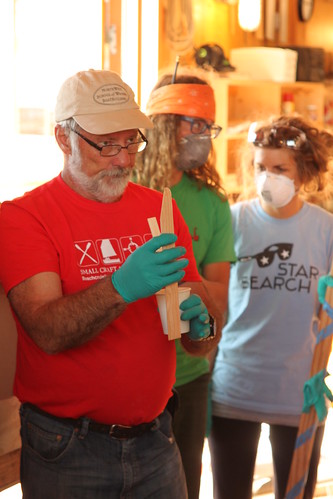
left=238, top=243, right=293, bottom=268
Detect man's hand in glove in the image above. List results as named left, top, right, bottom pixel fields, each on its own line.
left=180, top=294, right=210, bottom=341
left=112, top=233, right=188, bottom=303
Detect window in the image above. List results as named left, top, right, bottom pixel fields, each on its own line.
left=0, top=0, right=102, bottom=201
left=0, top=0, right=159, bottom=202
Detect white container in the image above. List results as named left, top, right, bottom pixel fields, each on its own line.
left=230, top=47, right=298, bottom=82
left=156, top=287, right=191, bottom=335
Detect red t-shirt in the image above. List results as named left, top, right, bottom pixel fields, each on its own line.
left=0, top=176, right=200, bottom=425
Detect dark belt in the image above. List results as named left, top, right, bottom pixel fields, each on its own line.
left=23, top=403, right=158, bottom=439
left=88, top=419, right=157, bottom=438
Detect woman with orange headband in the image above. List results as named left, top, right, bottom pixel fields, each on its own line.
left=135, top=73, right=236, bottom=499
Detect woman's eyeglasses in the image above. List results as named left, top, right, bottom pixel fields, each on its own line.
left=248, top=123, right=307, bottom=150
left=178, top=116, right=222, bottom=139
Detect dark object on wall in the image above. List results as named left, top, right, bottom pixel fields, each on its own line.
left=283, top=46, right=325, bottom=82
left=297, top=0, right=315, bottom=22
left=195, top=44, right=235, bottom=72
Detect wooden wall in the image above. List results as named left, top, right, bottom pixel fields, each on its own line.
left=0, top=284, right=20, bottom=491
left=158, top=0, right=333, bottom=75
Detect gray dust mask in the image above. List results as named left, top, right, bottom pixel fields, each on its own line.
left=174, top=135, right=212, bottom=171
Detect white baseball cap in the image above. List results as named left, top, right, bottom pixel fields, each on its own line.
left=55, top=69, right=153, bottom=134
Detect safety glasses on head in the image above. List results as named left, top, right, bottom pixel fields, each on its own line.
left=247, top=123, right=307, bottom=150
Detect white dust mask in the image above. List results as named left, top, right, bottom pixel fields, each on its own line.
left=255, top=171, right=296, bottom=208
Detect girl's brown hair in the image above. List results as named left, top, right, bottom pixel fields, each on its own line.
left=238, top=115, right=333, bottom=210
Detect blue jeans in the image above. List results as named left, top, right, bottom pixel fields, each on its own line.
left=19, top=404, right=187, bottom=499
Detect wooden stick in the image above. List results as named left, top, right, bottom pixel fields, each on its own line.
left=147, top=217, right=162, bottom=251
left=147, top=217, right=160, bottom=238
left=148, top=212, right=182, bottom=340
left=285, top=265, right=333, bottom=499
left=160, top=188, right=182, bottom=341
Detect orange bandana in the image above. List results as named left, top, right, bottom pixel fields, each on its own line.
left=146, top=84, right=215, bottom=122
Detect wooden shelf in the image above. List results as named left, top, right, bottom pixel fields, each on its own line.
left=0, top=449, right=20, bottom=492
left=208, top=76, right=326, bottom=194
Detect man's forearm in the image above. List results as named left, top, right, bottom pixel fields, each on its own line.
left=9, top=275, right=127, bottom=354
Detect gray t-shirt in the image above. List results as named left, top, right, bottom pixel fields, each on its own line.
left=212, top=198, right=333, bottom=425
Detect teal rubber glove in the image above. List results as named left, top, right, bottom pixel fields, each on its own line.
left=180, top=294, right=210, bottom=341
left=317, top=275, right=333, bottom=304
left=302, top=369, right=333, bottom=422
left=112, top=233, right=188, bottom=303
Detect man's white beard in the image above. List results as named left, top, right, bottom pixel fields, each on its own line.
left=67, top=150, right=131, bottom=203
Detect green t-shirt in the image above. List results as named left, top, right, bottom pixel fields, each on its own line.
left=171, top=174, right=236, bottom=386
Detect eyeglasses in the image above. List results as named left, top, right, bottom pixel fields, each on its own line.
left=238, top=243, right=293, bottom=268
left=71, top=128, right=148, bottom=157
left=248, top=124, right=307, bottom=150
left=178, top=116, right=222, bottom=139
